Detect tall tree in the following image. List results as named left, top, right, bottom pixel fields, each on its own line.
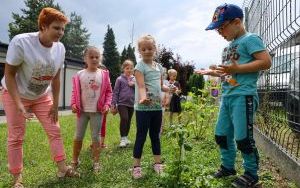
left=156, top=46, right=195, bottom=95
left=60, top=12, right=90, bottom=59
left=8, top=0, right=60, bottom=39
left=120, top=44, right=137, bottom=65
left=127, top=44, right=137, bottom=65
left=120, top=46, right=127, bottom=65
left=8, top=0, right=90, bottom=59
left=102, top=25, right=120, bottom=85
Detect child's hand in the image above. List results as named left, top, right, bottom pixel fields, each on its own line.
left=139, top=98, right=151, bottom=105
left=217, top=56, right=240, bottom=74
left=195, top=69, right=214, bottom=75
left=169, top=85, right=176, bottom=93
left=17, top=104, right=34, bottom=120
left=128, top=81, right=135, bottom=87
left=71, top=104, right=77, bottom=113
left=110, top=106, right=118, bottom=115
left=175, top=89, right=181, bottom=95
left=101, top=105, right=109, bottom=115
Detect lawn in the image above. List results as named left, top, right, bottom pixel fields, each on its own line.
left=0, top=113, right=297, bottom=188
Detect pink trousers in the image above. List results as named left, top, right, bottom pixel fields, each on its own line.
left=2, top=90, right=66, bottom=174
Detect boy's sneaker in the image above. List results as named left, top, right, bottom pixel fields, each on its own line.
left=232, top=172, right=259, bottom=188
left=153, top=163, right=164, bottom=174
left=214, top=165, right=236, bottom=178
left=119, top=138, right=127, bottom=148
left=132, top=166, right=142, bottom=179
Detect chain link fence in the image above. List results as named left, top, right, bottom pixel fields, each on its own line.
left=243, top=0, right=300, bottom=162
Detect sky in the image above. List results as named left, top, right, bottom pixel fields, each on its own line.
left=0, top=0, right=244, bottom=69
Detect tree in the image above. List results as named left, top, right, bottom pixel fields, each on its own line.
left=102, top=25, right=120, bottom=85
left=8, top=0, right=60, bottom=39
left=127, top=44, right=137, bottom=65
left=120, top=44, right=137, bottom=65
left=61, top=12, right=90, bottom=59
left=120, top=47, right=127, bottom=65
left=8, top=0, right=90, bottom=59
left=155, top=46, right=195, bottom=95
left=187, top=74, right=205, bottom=95
left=155, top=46, right=174, bottom=69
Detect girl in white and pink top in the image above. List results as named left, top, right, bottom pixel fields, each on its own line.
left=70, top=46, right=112, bottom=173
left=1, top=7, right=79, bottom=188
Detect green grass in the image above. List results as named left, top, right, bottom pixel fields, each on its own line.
left=0, top=113, right=297, bottom=187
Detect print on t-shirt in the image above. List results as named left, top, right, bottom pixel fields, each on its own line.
left=89, top=78, right=100, bottom=98
left=221, top=45, right=240, bottom=86
left=28, top=60, right=55, bottom=95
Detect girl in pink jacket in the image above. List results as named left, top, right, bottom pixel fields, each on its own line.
left=70, top=46, right=112, bottom=173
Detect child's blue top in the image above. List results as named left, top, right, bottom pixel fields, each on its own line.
left=134, top=61, right=163, bottom=111
left=221, top=32, right=266, bottom=97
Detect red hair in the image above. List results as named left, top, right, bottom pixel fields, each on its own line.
left=38, top=7, right=68, bottom=30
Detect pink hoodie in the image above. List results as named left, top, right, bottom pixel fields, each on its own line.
left=71, top=69, right=113, bottom=117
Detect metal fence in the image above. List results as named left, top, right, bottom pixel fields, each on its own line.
left=243, top=0, right=300, bottom=162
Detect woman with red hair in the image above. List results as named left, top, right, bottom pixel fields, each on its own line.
left=1, top=7, right=79, bottom=188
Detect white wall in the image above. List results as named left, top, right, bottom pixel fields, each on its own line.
left=62, top=65, right=82, bottom=107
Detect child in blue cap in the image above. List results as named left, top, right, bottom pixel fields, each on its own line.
left=196, top=3, right=272, bottom=188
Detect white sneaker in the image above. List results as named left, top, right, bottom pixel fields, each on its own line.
left=119, top=138, right=126, bottom=148
left=125, top=137, right=131, bottom=145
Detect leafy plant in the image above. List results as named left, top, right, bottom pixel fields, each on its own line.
left=182, top=90, right=218, bottom=140
left=161, top=122, right=192, bottom=188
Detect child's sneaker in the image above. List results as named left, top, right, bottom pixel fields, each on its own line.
left=132, top=166, right=142, bottom=179
left=119, top=138, right=127, bottom=148
left=71, top=160, right=80, bottom=170
left=101, top=143, right=108, bottom=149
left=125, top=137, right=131, bottom=145
left=153, top=163, right=164, bottom=174
left=93, top=162, right=101, bottom=173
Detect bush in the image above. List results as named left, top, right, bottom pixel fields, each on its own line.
left=187, top=74, right=205, bottom=95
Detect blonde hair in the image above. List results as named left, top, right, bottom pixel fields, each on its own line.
left=83, top=46, right=101, bottom=68
left=168, top=69, right=177, bottom=76
left=38, top=7, right=68, bottom=30
left=83, top=46, right=101, bottom=57
left=137, top=34, right=156, bottom=49
left=122, top=59, right=134, bottom=70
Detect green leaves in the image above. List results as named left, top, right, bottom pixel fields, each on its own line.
left=102, top=25, right=120, bottom=86
left=8, top=0, right=90, bottom=59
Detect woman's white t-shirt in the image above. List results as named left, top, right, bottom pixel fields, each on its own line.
left=1, top=32, right=65, bottom=100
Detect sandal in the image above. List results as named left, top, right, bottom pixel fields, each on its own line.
left=13, top=182, right=24, bottom=188
left=12, top=174, right=23, bottom=188
left=232, top=173, right=259, bottom=188
left=57, top=166, right=80, bottom=178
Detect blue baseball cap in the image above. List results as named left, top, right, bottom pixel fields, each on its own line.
left=205, top=3, right=243, bottom=30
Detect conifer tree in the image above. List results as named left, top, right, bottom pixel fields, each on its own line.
left=102, top=25, right=120, bottom=85
left=8, top=0, right=90, bottom=59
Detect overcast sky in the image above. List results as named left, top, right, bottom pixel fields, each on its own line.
left=0, top=0, right=244, bottom=68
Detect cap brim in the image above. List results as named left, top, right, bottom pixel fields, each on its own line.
left=205, top=21, right=223, bottom=30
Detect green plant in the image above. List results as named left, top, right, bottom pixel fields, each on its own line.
left=187, top=74, right=205, bottom=96
left=182, top=90, right=218, bottom=140
left=161, top=122, right=192, bottom=188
